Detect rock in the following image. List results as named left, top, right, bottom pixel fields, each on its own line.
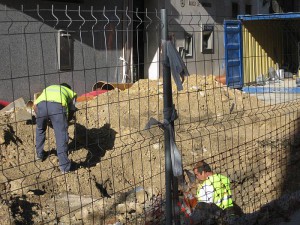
left=116, top=202, right=137, bottom=214
left=126, top=190, right=137, bottom=202
left=9, top=178, right=29, bottom=195
left=81, top=207, right=90, bottom=219
left=11, top=108, right=32, bottom=122
left=136, top=189, right=148, bottom=204
left=199, top=91, right=205, bottom=97
left=135, top=203, right=144, bottom=214
left=74, top=210, right=83, bottom=220
left=74, top=207, right=90, bottom=220
left=0, top=98, right=26, bottom=114
left=116, top=203, right=127, bottom=214
left=0, top=182, right=6, bottom=194
left=105, top=217, right=122, bottom=225
left=51, top=157, right=59, bottom=165
left=145, top=187, right=159, bottom=199
left=190, top=86, right=202, bottom=91
left=0, top=129, right=5, bottom=144
left=190, top=202, right=222, bottom=225
left=152, top=143, right=160, bottom=150
left=0, top=203, right=12, bottom=225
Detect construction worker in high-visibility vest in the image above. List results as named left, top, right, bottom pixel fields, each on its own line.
left=193, top=161, right=233, bottom=210
left=34, top=83, right=77, bottom=174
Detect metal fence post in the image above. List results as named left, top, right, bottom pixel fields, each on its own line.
left=161, top=8, right=173, bottom=225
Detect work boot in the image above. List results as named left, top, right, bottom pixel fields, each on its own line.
left=36, top=151, right=47, bottom=162
left=60, top=161, right=79, bottom=174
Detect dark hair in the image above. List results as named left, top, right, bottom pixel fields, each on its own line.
left=60, top=83, right=72, bottom=90
left=193, top=161, right=212, bottom=173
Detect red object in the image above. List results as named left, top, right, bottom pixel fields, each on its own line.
left=85, top=90, right=108, bottom=96
left=183, top=192, right=198, bottom=210
left=77, top=90, right=109, bottom=102
left=177, top=201, right=193, bottom=224
left=215, top=75, right=226, bottom=85
left=0, top=100, right=9, bottom=110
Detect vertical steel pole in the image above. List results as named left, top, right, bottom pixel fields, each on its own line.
left=161, top=8, right=173, bottom=225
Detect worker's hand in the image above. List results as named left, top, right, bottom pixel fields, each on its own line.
left=68, top=110, right=76, bottom=122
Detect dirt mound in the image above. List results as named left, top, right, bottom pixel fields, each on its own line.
left=1, top=74, right=300, bottom=224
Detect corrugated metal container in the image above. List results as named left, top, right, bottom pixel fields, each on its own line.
left=242, top=20, right=283, bottom=84
left=225, top=13, right=300, bottom=88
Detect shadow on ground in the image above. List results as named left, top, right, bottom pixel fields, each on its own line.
left=9, top=196, right=38, bottom=225
left=68, top=123, right=117, bottom=168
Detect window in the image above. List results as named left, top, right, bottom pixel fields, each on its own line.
left=232, top=2, right=239, bottom=19
left=201, top=24, right=214, bottom=54
left=184, top=33, right=193, bottom=57
left=58, top=30, right=74, bottom=71
left=245, top=4, right=252, bottom=14
left=178, top=47, right=185, bottom=59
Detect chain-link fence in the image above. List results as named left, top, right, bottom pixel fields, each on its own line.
left=1, top=4, right=300, bottom=225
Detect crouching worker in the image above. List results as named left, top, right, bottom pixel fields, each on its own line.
left=34, top=83, right=77, bottom=173
left=189, top=161, right=237, bottom=224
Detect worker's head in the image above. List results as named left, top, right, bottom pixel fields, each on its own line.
left=193, top=161, right=212, bottom=181
left=60, top=83, right=72, bottom=90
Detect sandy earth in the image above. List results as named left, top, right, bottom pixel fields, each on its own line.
left=1, top=74, right=300, bottom=224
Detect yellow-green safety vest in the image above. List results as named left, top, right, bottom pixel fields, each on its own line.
left=197, top=174, right=233, bottom=210
left=34, top=85, right=76, bottom=113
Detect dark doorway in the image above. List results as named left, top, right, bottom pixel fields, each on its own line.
left=232, top=2, right=239, bottom=19
left=132, top=0, right=145, bottom=81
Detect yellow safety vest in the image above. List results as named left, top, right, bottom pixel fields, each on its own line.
left=196, top=174, right=233, bottom=210
left=34, top=85, right=76, bottom=113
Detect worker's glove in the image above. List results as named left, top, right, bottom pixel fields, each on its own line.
left=68, top=109, right=76, bottom=122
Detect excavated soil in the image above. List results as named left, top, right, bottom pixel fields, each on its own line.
left=1, top=74, right=300, bottom=225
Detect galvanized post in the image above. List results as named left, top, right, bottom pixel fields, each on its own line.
left=161, top=8, right=173, bottom=225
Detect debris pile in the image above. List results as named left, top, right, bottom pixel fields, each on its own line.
left=0, top=74, right=300, bottom=224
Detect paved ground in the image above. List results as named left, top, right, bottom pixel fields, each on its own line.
left=243, top=78, right=300, bottom=105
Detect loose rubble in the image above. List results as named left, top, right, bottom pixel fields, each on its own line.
left=1, top=74, right=300, bottom=224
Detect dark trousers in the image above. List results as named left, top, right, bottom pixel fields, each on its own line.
left=36, top=101, right=71, bottom=172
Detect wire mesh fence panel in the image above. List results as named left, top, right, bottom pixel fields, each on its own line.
left=169, top=12, right=300, bottom=225
left=0, top=5, right=165, bottom=225
left=1, top=3, right=300, bottom=225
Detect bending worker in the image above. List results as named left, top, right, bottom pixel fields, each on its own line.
left=34, top=83, right=77, bottom=173
left=193, top=161, right=234, bottom=212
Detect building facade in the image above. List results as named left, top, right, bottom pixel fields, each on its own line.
left=0, top=0, right=297, bottom=101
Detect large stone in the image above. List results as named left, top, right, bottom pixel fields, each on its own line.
left=126, top=186, right=148, bottom=203
left=116, top=203, right=127, bottom=214
left=11, top=108, right=32, bottom=122
left=55, top=193, right=94, bottom=210
left=116, top=202, right=137, bottom=214
left=0, top=98, right=26, bottom=114
left=136, top=189, right=148, bottom=204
